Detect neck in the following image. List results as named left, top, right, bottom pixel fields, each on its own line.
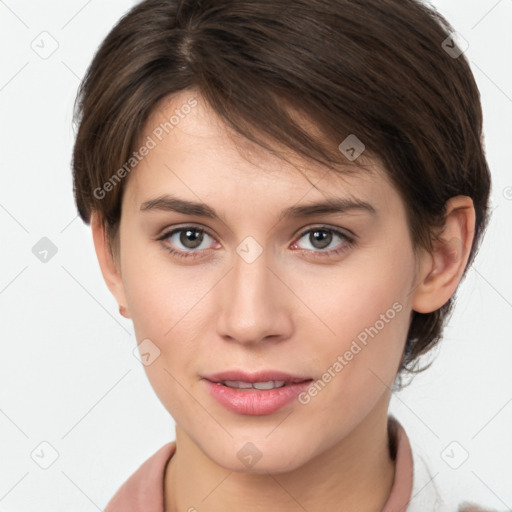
left=164, top=398, right=395, bottom=512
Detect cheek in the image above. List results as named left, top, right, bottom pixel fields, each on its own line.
left=121, top=249, right=219, bottom=407
left=121, top=260, right=207, bottom=421
left=294, top=278, right=411, bottom=441
left=308, top=250, right=412, bottom=337
left=300, top=244, right=415, bottom=385
left=121, top=242, right=207, bottom=343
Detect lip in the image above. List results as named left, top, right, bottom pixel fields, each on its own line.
left=202, top=370, right=313, bottom=416
left=203, top=370, right=311, bottom=384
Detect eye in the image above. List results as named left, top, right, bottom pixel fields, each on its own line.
left=292, top=226, right=355, bottom=258
left=156, top=224, right=355, bottom=261
left=157, top=225, right=217, bottom=259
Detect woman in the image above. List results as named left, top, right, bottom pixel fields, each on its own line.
left=71, top=0, right=493, bottom=510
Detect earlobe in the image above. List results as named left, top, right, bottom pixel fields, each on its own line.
left=90, top=212, right=131, bottom=319
left=412, top=196, right=476, bottom=314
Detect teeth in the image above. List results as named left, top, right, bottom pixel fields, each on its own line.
left=253, top=381, right=285, bottom=390
left=222, top=380, right=287, bottom=390
left=223, top=380, right=253, bottom=389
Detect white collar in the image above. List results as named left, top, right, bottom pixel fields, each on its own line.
left=407, top=440, right=451, bottom=512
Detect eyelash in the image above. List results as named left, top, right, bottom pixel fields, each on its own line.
left=156, top=224, right=356, bottom=260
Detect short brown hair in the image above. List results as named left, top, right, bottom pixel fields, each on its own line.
left=71, top=0, right=491, bottom=384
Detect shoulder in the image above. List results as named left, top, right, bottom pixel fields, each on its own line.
left=105, top=441, right=176, bottom=512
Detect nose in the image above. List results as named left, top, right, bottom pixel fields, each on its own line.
left=216, top=247, right=293, bottom=346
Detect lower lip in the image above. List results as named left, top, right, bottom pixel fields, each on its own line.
left=203, top=379, right=313, bottom=415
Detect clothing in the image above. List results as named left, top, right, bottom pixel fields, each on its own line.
left=104, top=416, right=491, bottom=512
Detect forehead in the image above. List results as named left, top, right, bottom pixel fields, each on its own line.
left=123, top=89, right=398, bottom=214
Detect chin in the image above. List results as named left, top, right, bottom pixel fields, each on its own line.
left=205, top=439, right=312, bottom=475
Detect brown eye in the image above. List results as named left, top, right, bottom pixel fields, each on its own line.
left=308, top=230, right=333, bottom=250
left=157, top=225, right=217, bottom=258
left=178, top=228, right=204, bottom=249
left=294, top=226, right=352, bottom=253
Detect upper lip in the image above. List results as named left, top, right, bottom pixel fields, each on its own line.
left=202, top=370, right=313, bottom=384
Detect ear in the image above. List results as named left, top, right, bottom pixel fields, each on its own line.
left=412, top=196, right=476, bottom=313
left=90, top=212, right=131, bottom=319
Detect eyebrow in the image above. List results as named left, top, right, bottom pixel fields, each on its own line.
left=140, top=193, right=377, bottom=222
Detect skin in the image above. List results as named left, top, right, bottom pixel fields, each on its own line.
left=91, top=88, right=476, bottom=512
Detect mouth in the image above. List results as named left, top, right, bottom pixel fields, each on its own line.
left=201, top=370, right=314, bottom=415
left=202, top=370, right=313, bottom=388
left=217, top=380, right=297, bottom=390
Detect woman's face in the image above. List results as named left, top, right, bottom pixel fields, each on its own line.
left=113, top=89, right=421, bottom=472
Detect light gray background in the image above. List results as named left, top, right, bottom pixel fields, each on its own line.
left=0, top=1, right=511, bottom=510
